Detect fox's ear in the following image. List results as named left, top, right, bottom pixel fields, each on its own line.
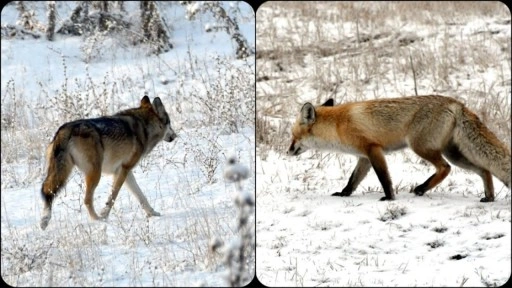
left=322, top=99, right=334, bottom=106
left=300, top=103, right=315, bottom=125
left=141, top=95, right=152, bottom=108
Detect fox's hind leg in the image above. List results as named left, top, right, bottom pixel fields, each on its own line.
left=124, top=171, right=160, bottom=217
left=411, top=149, right=451, bottom=196
left=443, top=143, right=494, bottom=202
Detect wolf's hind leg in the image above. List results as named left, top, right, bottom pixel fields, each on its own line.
left=124, top=171, right=160, bottom=217
left=40, top=202, right=53, bottom=230
left=84, top=170, right=102, bottom=220
left=71, top=128, right=104, bottom=220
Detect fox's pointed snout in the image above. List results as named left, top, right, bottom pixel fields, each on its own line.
left=287, top=142, right=296, bottom=156
left=288, top=141, right=304, bottom=156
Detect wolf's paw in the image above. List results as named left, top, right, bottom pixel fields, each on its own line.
left=480, top=197, right=494, bottom=203
left=99, top=207, right=111, bottom=219
left=147, top=210, right=161, bottom=217
left=40, top=209, right=52, bottom=230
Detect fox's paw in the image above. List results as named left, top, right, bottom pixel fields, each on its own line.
left=480, top=197, right=494, bottom=203
left=332, top=192, right=348, bottom=197
left=332, top=189, right=352, bottom=197
left=379, top=196, right=395, bottom=201
left=413, top=187, right=426, bottom=196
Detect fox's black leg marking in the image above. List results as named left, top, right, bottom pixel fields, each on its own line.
left=413, top=174, right=436, bottom=196
left=367, top=147, right=395, bottom=201
left=332, top=157, right=371, bottom=197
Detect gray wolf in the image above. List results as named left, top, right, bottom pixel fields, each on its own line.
left=40, top=95, right=177, bottom=230
left=288, top=95, right=510, bottom=202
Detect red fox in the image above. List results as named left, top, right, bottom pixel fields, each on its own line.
left=287, top=95, right=511, bottom=202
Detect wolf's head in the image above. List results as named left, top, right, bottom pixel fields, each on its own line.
left=141, top=96, right=177, bottom=143
left=287, top=98, right=334, bottom=156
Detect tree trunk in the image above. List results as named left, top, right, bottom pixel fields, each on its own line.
left=140, top=1, right=172, bottom=54
left=46, top=1, right=56, bottom=41
left=98, top=1, right=109, bottom=31
left=183, top=1, right=253, bottom=59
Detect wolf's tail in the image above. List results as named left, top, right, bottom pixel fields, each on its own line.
left=41, top=126, right=75, bottom=211
left=453, top=105, right=511, bottom=187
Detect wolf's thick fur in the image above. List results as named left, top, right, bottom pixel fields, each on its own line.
left=288, top=95, right=510, bottom=202
left=40, top=96, right=177, bottom=230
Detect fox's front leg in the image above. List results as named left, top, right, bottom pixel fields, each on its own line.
left=367, top=146, right=395, bottom=201
left=333, top=157, right=371, bottom=197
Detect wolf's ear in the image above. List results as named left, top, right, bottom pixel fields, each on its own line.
left=300, top=103, right=315, bottom=125
left=322, top=98, right=334, bottom=106
left=141, top=95, right=152, bottom=108
left=152, top=97, right=167, bottom=116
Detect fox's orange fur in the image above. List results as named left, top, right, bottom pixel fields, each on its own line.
left=288, top=95, right=511, bottom=202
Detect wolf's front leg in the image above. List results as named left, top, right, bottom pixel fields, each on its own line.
left=124, top=171, right=161, bottom=217
left=99, top=203, right=112, bottom=219
left=100, top=167, right=130, bottom=219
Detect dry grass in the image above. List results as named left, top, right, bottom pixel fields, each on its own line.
left=264, top=2, right=509, bottom=24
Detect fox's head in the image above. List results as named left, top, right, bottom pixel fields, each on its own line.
left=288, top=98, right=334, bottom=156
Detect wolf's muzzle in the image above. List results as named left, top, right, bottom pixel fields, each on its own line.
left=165, top=131, right=177, bottom=142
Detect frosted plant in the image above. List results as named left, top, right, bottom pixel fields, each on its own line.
left=210, top=154, right=254, bottom=286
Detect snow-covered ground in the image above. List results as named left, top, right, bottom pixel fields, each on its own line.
left=1, top=2, right=254, bottom=286
left=256, top=2, right=511, bottom=287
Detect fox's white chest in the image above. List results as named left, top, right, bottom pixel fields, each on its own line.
left=302, top=137, right=363, bottom=156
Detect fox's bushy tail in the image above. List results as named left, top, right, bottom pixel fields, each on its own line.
left=453, top=105, right=511, bottom=187
left=41, top=127, right=74, bottom=208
